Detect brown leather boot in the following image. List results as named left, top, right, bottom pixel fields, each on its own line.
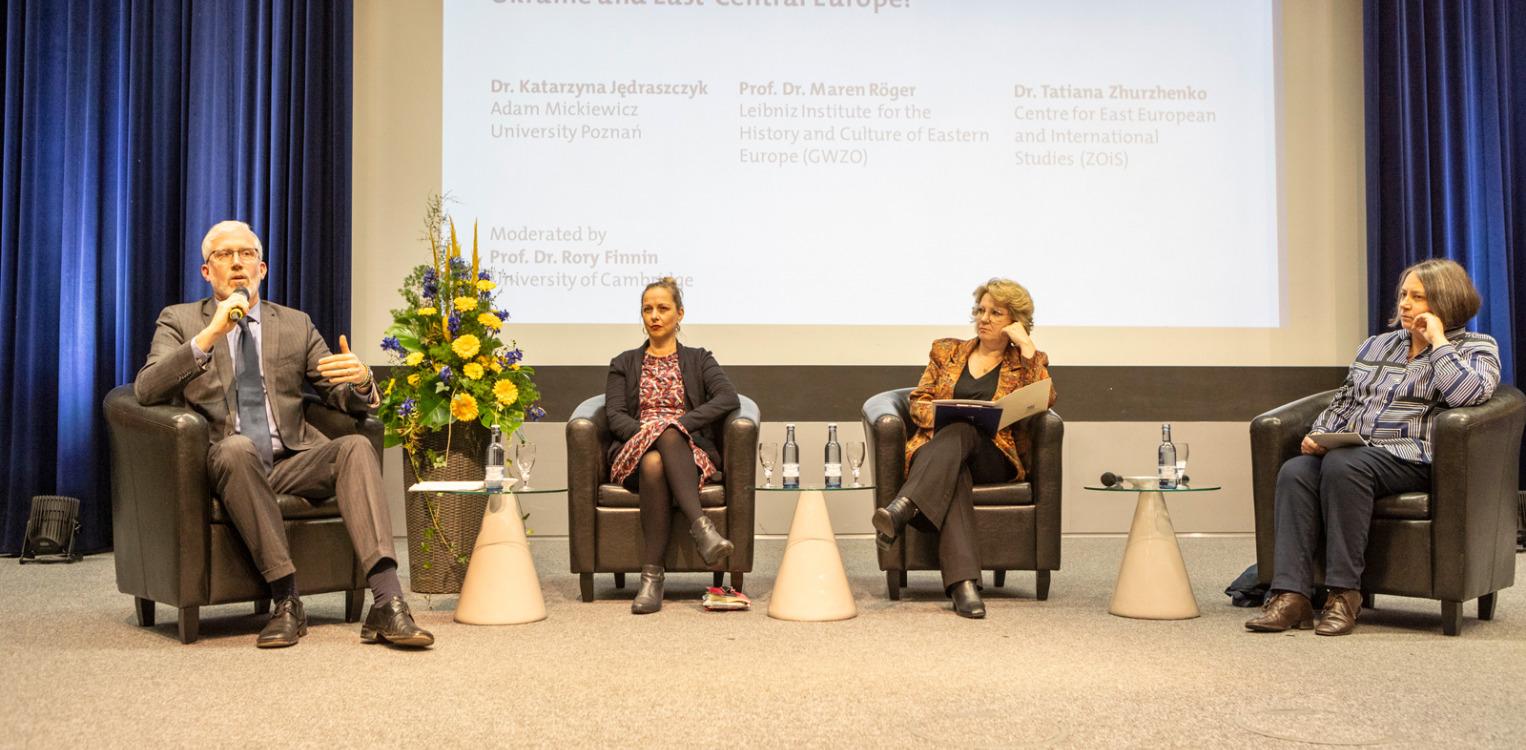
left=1244, top=591, right=1314, bottom=632
left=1316, top=588, right=1363, bottom=636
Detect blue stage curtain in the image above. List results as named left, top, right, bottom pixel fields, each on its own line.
left=0, top=1, right=353, bottom=554
left=1365, top=0, right=1525, bottom=486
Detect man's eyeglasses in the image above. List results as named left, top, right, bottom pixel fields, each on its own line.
left=209, top=248, right=261, bottom=264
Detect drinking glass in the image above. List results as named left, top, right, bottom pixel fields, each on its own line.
left=514, top=440, right=536, bottom=490
left=847, top=441, right=866, bottom=486
left=1175, top=442, right=1189, bottom=486
left=759, top=442, right=778, bottom=487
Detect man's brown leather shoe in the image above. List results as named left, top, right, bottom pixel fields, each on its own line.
left=1316, top=588, right=1362, bottom=636
left=361, top=597, right=434, bottom=647
left=1244, top=591, right=1314, bottom=632
left=256, top=597, right=306, bottom=648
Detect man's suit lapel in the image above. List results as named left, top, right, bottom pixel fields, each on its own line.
left=261, top=302, right=285, bottom=439
left=202, top=298, right=237, bottom=433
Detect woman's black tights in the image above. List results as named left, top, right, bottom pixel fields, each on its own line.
left=637, top=427, right=705, bottom=566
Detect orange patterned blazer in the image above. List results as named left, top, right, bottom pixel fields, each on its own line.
left=905, top=337, right=1057, bottom=481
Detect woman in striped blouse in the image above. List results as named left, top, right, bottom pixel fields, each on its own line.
left=1246, top=259, right=1501, bottom=636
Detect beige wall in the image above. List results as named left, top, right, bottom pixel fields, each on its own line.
left=356, top=0, right=1367, bottom=536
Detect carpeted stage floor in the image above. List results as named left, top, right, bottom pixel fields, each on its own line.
left=4, top=535, right=1524, bottom=747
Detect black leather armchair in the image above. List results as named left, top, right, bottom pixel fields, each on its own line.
left=103, top=385, right=373, bottom=643
left=566, top=394, right=758, bottom=601
left=863, top=387, right=1064, bottom=600
left=1251, top=385, right=1526, bottom=635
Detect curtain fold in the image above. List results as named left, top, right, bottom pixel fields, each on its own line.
left=0, top=0, right=352, bottom=554
left=1365, top=0, right=1522, bottom=378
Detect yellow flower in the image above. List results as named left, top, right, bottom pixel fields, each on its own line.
left=404, top=351, right=424, bottom=366
left=452, top=334, right=481, bottom=360
left=385, top=379, right=395, bottom=396
left=493, top=380, right=520, bottom=405
left=407, top=373, right=420, bottom=386
left=450, top=392, right=479, bottom=422
left=454, top=296, right=478, bottom=312
left=477, top=280, right=496, bottom=292
left=477, top=312, right=502, bottom=330
left=511, top=363, right=520, bottom=371
left=463, top=363, right=484, bottom=380
left=417, top=306, right=437, bottom=317
left=489, top=361, right=503, bottom=373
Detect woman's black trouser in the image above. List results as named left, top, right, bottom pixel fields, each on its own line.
left=896, top=421, right=1014, bottom=591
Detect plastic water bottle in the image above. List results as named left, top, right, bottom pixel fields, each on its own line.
left=485, top=426, right=506, bottom=492
left=824, top=423, right=842, bottom=488
left=782, top=424, right=800, bottom=489
left=1157, top=423, right=1177, bottom=490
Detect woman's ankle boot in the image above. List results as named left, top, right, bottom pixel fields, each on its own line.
left=631, top=565, right=665, bottom=614
left=873, top=496, right=918, bottom=551
left=689, top=516, right=735, bottom=567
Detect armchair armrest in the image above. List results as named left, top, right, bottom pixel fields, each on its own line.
left=862, top=388, right=913, bottom=513
left=1429, top=385, right=1526, bottom=599
left=566, top=395, right=611, bottom=574
left=103, top=385, right=213, bottom=607
left=1250, top=389, right=1336, bottom=583
left=1026, top=410, right=1065, bottom=568
left=721, top=395, right=760, bottom=569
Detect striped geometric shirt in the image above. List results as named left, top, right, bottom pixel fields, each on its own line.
left=1311, top=327, right=1501, bottom=464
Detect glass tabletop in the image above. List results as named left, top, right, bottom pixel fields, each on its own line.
left=1083, top=484, right=1220, bottom=492
left=756, top=484, right=877, bottom=492
left=408, top=482, right=566, bottom=495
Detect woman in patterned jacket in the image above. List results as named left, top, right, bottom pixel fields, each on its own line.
left=1246, top=258, right=1500, bottom=636
left=872, top=278, right=1057, bottom=618
left=605, top=277, right=740, bottom=614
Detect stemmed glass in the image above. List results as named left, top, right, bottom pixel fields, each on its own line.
left=847, top=441, right=866, bottom=486
left=514, top=440, right=536, bottom=491
left=759, top=442, right=778, bottom=487
left=1175, top=443, right=1190, bottom=486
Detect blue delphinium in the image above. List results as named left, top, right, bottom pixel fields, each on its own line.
left=438, top=366, right=453, bottom=385
left=421, top=267, right=437, bottom=299
left=380, top=336, right=403, bottom=356
left=503, top=347, right=524, bottom=365
left=478, top=270, right=492, bottom=280
left=527, top=404, right=547, bottom=422
left=448, top=311, right=462, bottom=335
left=399, top=398, right=416, bottom=418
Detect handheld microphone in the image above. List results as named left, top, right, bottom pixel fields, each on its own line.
left=1100, top=471, right=1122, bottom=487
left=228, top=286, right=251, bottom=321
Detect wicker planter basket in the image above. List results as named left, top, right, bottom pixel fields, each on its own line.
left=402, top=424, right=490, bottom=594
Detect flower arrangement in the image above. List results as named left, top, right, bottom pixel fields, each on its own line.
left=378, top=198, right=544, bottom=573
left=378, top=215, right=543, bottom=457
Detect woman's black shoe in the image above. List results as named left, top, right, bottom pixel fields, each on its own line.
left=872, top=496, right=918, bottom=551
left=950, top=579, right=986, bottom=619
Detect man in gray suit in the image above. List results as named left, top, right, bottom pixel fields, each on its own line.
left=134, top=220, right=433, bottom=649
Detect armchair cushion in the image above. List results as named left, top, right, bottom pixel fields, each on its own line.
left=597, top=485, right=727, bottom=509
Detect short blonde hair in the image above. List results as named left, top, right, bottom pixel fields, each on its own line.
left=200, top=220, right=264, bottom=261
left=1386, top=258, right=1481, bottom=329
left=972, top=278, right=1034, bottom=331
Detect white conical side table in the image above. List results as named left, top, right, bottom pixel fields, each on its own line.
left=763, top=486, right=865, bottom=622
left=1086, top=481, right=1219, bottom=620
left=409, top=481, right=561, bottom=625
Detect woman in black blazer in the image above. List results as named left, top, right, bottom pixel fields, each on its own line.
left=605, top=277, right=740, bottom=614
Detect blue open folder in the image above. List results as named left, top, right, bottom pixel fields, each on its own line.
left=931, top=378, right=1052, bottom=437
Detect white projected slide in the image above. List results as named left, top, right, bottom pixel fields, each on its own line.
left=442, top=0, right=1279, bottom=327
